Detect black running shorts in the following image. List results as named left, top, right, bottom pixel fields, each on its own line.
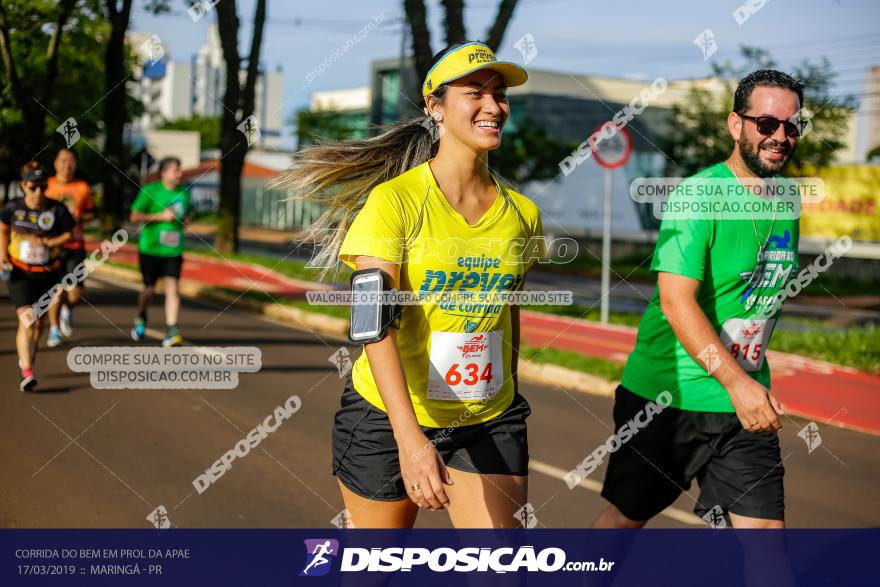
left=7, top=268, right=59, bottom=309
left=601, top=385, right=785, bottom=522
left=332, top=375, right=531, bottom=501
left=139, top=253, right=183, bottom=286
left=59, top=248, right=87, bottom=288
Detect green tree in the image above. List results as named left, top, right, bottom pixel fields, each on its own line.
left=865, top=144, right=880, bottom=162
left=0, top=0, right=150, bottom=222
left=662, top=46, right=858, bottom=177
left=294, top=108, right=363, bottom=146
left=159, top=114, right=222, bottom=150
left=292, top=108, right=571, bottom=188
left=214, top=0, right=267, bottom=255
left=99, top=0, right=134, bottom=233
left=0, top=0, right=76, bottom=155
left=101, top=0, right=135, bottom=234
left=404, top=0, right=520, bottom=100
left=100, top=0, right=170, bottom=233
left=0, top=0, right=81, bottom=182
left=489, top=117, right=579, bottom=189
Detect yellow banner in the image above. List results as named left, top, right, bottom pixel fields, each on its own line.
left=801, top=165, right=880, bottom=241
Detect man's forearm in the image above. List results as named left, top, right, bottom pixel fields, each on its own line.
left=662, top=297, right=752, bottom=391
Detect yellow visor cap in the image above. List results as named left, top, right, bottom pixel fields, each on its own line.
left=422, top=42, right=528, bottom=97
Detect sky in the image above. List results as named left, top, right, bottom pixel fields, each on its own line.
left=130, top=0, right=880, bottom=148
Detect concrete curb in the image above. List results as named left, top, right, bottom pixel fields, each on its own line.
left=517, top=360, right=618, bottom=397
left=93, top=264, right=350, bottom=338
left=90, top=264, right=618, bottom=399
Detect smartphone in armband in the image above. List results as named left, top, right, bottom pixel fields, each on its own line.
left=348, top=268, right=401, bottom=345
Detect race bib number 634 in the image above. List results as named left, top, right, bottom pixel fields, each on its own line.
left=427, top=330, right=504, bottom=401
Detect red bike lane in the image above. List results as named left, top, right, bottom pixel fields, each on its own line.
left=93, top=243, right=880, bottom=435
left=521, top=311, right=880, bottom=435
left=99, top=244, right=320, bottom=298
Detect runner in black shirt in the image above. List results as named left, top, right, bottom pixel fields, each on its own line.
left=0, top=162, right=74, bottom=391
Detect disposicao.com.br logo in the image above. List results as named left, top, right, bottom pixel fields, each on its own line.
left=299, top=540, right=614, bottom=575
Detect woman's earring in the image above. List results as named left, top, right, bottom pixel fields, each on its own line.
left=421, top=112, right=443, bottom=142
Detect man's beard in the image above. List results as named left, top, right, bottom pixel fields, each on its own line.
left=739, top=133, right=793, bottom=178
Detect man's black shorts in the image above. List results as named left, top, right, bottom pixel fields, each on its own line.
left=332, top=375, right=531, bottom=501
left=601, top=385, right=784, bottom=522
left=139, top=253, right=183, bottom=286
left=7, top=268, right=59, bottom=309
left=60, top=248, right=87, bottom=288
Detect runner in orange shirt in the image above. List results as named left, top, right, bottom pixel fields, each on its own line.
left=44, top=148, right=95, bottom=346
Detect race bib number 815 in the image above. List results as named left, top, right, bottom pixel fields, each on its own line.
left=719, top=318, right=775, bottom=372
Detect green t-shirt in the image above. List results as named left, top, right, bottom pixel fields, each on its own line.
left=131, top=181, right=191, bottom=257
left=622, top=162, right=800, bottom=412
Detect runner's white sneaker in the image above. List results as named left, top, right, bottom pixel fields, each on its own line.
left=47, top=327, right=63, bottom=348
left=131, top=318, right=146, bottom=342
left=20, top=371, right=37, bottom=392
left=59, top=305, right=73, bottom=337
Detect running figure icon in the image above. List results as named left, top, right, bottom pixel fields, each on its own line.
left=300, top=539, right=338, bottom=576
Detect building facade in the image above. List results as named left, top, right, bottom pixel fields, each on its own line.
left=128, top=26, right=284, bottom=149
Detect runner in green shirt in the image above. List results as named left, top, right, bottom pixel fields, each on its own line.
left=592, top=70, right=808, bottom=530
left=622, top=161, right=799, bottom=412
left=129, top=157, right=191, bottom=347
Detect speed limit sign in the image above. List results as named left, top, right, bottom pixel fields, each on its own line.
left=592, top=123, right=633, bottom=169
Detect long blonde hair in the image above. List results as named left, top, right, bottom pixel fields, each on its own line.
left=270, top=43, right=480, bottom=279
left=271, top=114, right=442, bottom=277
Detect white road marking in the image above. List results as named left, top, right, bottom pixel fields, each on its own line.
left=528, top=459, right=704, bottom=526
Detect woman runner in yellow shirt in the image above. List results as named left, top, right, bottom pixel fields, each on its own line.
left=278, top=42, right=544, bottom=528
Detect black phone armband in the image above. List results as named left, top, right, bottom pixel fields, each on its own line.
left=348, top=268, right=403, bottom=344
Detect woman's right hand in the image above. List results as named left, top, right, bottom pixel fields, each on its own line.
left=397, top=428, right=453, bottom=510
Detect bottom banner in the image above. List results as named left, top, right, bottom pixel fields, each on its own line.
left=3, top=529, right=876, bottom=586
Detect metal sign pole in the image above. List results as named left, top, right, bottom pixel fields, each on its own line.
left=591, top=123, right=631, bottom=327
left=601, top=167, right=612, bottom=325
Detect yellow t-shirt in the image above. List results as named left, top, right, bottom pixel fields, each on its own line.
left=338, top=161, right=545, bottom=428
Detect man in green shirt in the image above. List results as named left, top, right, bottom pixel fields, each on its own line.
left=592, top=70, right=807, bottom=529
left=129, top=156, right=191, bottom=347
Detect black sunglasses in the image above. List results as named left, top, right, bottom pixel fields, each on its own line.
left=738, top=113, right=805, bottom=138
left=24, top=181, right=48, bottom=192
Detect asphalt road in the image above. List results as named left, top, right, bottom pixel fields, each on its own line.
left=1, top=276, right=877, bottom=529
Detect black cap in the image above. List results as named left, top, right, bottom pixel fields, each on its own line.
left=21, top=166, right=47, bottom=182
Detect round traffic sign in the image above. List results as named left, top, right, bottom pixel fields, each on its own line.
left=591, top=123, right=633, bottom=169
